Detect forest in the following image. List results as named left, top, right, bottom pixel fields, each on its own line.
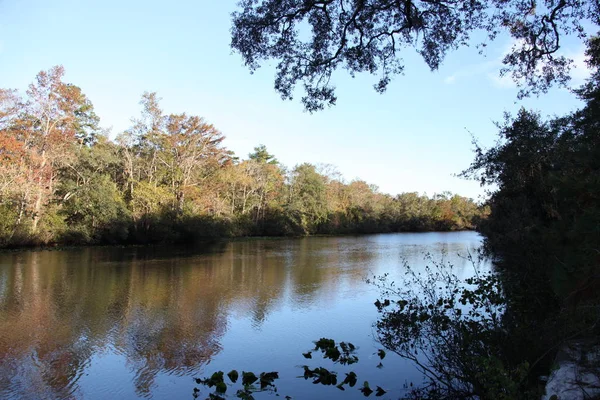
left=0, top=67, right=485, bottom=248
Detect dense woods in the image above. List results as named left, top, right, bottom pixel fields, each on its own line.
left=460, top=36, right=600, bottom=393
left=372, top=36, right=600, bottom=399
left=0, top=67, right=485, bottom=248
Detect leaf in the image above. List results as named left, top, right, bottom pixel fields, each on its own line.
left=215, top=381, right=227, bottom=394
left=360, top=381, right=373, bottom=397
left=227, top=370, right=239, bottom=383
left=377, top=349, right=386, bottom=360
left=343, top=371, right=357, bottom=387
left=375, top=386, right=386, bottom=396
left=210, top=371, right=225, bottom=385
left=259, top=371, right=279, bottom=389
left=314, top=338, right=335, bottom=350
left=302, top=366, right=315, bottom=379
left=242, top=371, right=258, bottom=386
left=236, top=389, right=255, bottom=400
left=325, top=346, right=341, bottom=361
left=302, top=351, right=312, bottom=359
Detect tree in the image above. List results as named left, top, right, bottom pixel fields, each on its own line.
left=287, top=163, right=329, bottom=233
left=248, top=144, right=279, bottom=165
left=455, top=36, right=600, bottom=396
left=231, top=0, right=599, bottom=111
left=6, top=66, right=100, bottom=234
left=58, top=134, right=129, bottom=243
left=161, top=113, right=228, bottom=213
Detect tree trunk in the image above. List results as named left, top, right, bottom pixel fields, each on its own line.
left=31, top=151, right=48, bottom=234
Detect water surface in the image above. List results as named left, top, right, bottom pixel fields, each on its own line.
left=0, top=232, right=487, bottom=399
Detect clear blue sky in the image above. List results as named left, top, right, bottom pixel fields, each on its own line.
left=0, top=0, right=590, bottom=200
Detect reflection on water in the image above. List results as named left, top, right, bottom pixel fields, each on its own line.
left=0, top=232, right=486, bottom=400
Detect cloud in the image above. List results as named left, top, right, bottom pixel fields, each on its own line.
left=443, top=38, right=593, bottom=90
left=444, top=75, right=456, bottom=84
left=488, top=72, right=516, bottom=88
left=568, top=47, right=592, bottom=83
left=442, top=59, right=499, bottom=85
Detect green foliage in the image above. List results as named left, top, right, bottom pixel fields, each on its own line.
left=0, top=203, right=25, bottom=247
left=460, top=36, right=600, bottom=381
left=430, top=33, right=600, bottom=399
left=194, top=369, right=279, bottom=400
left=231, top=0, right=593, bottom=111
left=194, top=338, right=387, bottom=399
left=0, top=68, right=485, bottom=249
left=227, top=370, right=239, bottom=384
left=312, top=338, right=359, bottom=365
left=248, top=144, right=278, bottom=165
left=241, top=372, right=258, bottom=386
left=370, top=256, right=541, bottom=399
left=359, top=381, right=373, bottom=397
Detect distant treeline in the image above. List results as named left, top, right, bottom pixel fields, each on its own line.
left=0, top=67, right=487, bottom=248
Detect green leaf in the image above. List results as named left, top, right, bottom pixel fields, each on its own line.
left=314, top=338, right=335, bottom=350
left=236, top=389, right=255, bottom=400
left=215, top=381, right=227, bottom=394
left=242, top=371, right=258, bottom=386
left=210, top=371, right=225, bottom=385
left=227, top=370, right=239, bottom=383
left=377, top=349, right=386, bottom=360
left=375, top=386, right=386, bottom=396
left=259, top=371, right=279, bottom=389
left=343, top=371, right=357, bottom=387
left=360, top=381, right=373, bottom=397
left=302, top=351, right=312, bottom=359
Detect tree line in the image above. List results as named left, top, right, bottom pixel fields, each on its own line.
left=0, top=67, right=486, bottom=248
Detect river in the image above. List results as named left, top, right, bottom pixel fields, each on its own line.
left=0, top=231, right=487, bottom=399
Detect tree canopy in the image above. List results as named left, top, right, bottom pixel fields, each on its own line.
left=231, top=0, right=600, bottom=111
left=0, top=66, right=485, bottom=248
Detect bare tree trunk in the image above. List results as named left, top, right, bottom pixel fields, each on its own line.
left=31, top=151, right=47, bottom=234
left=242, top=186, right=247, bottom=214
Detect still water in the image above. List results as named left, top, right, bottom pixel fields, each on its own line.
left=0, top=232, right=487, bottom=400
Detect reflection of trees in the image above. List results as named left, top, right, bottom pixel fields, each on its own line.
left=0, top=234, right=482, bottom=398
left=0, top=240, right=325, bottom=398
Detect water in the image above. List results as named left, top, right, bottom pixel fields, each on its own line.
left=0, top=231, right=487, bottom=400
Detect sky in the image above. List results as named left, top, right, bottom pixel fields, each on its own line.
left=0, top=0, right=592, bottom=201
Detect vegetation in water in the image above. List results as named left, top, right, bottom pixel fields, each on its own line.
left=193, top=338, right=390, bottom=399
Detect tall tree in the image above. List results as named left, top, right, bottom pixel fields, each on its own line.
left=21, top=66, right=98, bottom=233
left=287, top=163, right=329, bottom=233
left=161, top=113, right=227, bottom=212
left=248, top=144, right=279, bottom=165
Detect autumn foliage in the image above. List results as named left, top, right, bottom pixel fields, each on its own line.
left=0, top=67, right=486, bottom=247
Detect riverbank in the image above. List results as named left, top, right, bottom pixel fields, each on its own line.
left=0, top=224, right=479, bottom=251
